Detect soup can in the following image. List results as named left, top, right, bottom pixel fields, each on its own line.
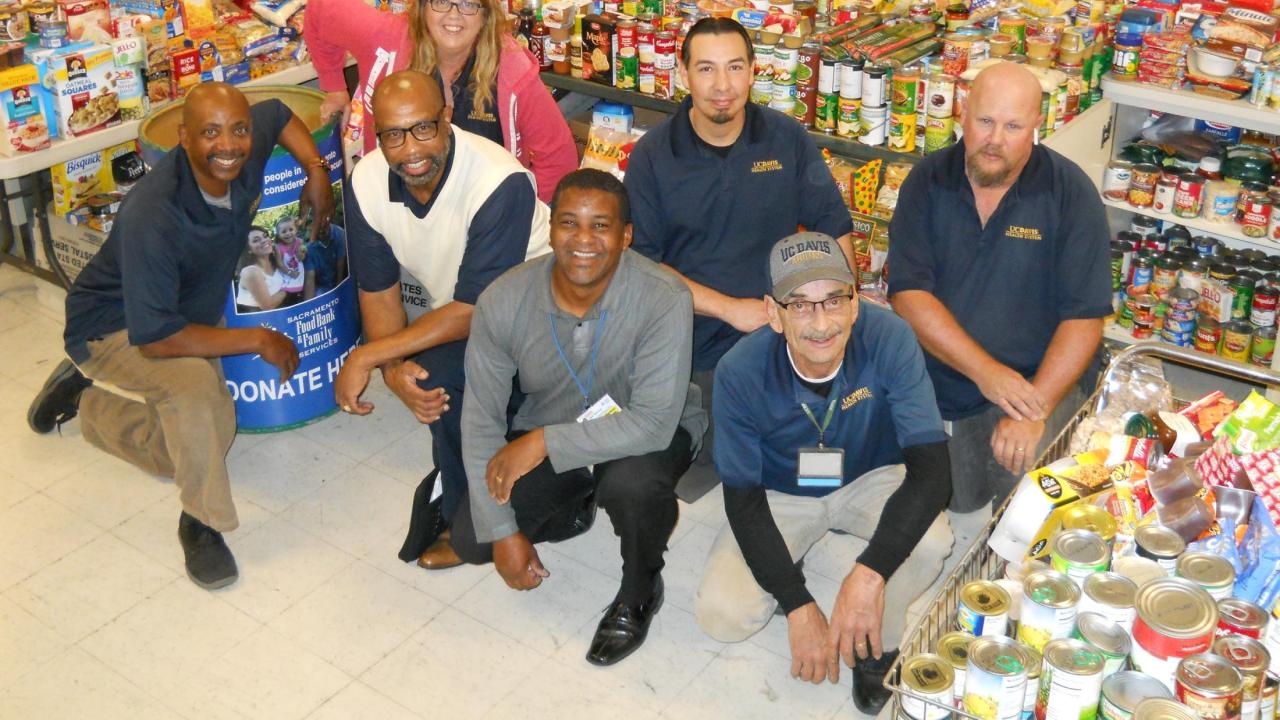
left=901, top=653, right=957, bottom=720
left=1075, top=611, right=1133, bottom=677
left=940, top=631, right=975, bottom=706
left=1178, top=552, right=1236, bottom=601
left=1251, top=286, right=1278, bottom=328
left=964, top=636, right=1031, bottom=720
left=1050, top=529, right=1111, bottom=588
left=1175, top=653, right=1244, bottom=720
left=1174, top=174, right=1207, bottom=219
left=1133, top=697, right=1201, bottom=720
left=1081, top=573, right=1138, bottom=633
left=1101, top=672, right=1174, bottom=720
left=1131, top=578, right=1219, bottom=691
left=1019, top=570, right=1081, bottom=652
left=1219, top=599, right=1269, bottom=640
left=1214, top=635, right=1270, bottom=720
left=959, top=580, right=1012, bottom=638
left=1038, top=638, right=1106, bottom=720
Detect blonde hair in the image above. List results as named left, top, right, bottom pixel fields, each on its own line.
left=408, top=0, right=510, bottom=119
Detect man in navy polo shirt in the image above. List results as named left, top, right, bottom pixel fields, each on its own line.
left=623, top=17, right=854, bottom=499
left=695, top=233, right=952, bottom=713
left=888, top=62, right=1111, bottom=518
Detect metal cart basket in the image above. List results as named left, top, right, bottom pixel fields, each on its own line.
left=883, top=341, right=1280, bottom=720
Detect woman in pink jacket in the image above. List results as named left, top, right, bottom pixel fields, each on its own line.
left=306, top=0, right=578, bottom=202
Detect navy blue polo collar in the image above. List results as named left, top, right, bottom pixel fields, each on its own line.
left=766, top=324, right=863, bottom=406
left=669, top=97, right=769, bottom=160
left=174, top=148, right=227, bottom=223
left=940, top=138, right=1050, bottom=207
left=386, top=132, right=457, bottom=219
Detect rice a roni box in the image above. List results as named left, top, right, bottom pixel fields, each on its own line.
left=39, top=43, right=121, bottom=138
left=0, top=64, right=52, bottom=156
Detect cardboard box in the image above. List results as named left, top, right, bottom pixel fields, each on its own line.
left=50, top=140, right=139, bottom=218
left=581, top=14, right=615, bottom=86
left=58, top=0, right=112, bottom=43
left=42, top=203, right=108, bottom=284
left=0, top=64, right=52, bottom=156
left=38, top=43, right=121, bottom=138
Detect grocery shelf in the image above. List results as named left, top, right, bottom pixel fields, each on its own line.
left=1101, top=197, right=1280, bottom=253
left=1100, top=74, right=1280, bottom=136
left=541, top=71, right=921, bottom=165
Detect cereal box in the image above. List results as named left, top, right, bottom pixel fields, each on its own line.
left=581, top=14, right=615, bottom=86
left=0, top=65, right=52, bottom=156
left=39, top=43, right=121, bottom=138
left=50, top=140, right=140, bottom=217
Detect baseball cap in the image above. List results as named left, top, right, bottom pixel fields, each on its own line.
left=769, top=231, right=857, bottom=299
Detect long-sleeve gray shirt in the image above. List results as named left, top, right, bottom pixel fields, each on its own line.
left=462, top=250, right=708, bottom=542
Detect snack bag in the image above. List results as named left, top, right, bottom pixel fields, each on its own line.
left=850, top=158, right=881, bottom=214
left=580, top=125, right=637, bottom=180
left=1216, top=391, right=1280, bottom=454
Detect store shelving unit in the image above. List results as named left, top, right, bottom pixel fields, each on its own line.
left=1101, top=197, right=1279, bottom=252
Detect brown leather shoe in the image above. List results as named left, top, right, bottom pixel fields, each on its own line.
left=417, top=530, right=463, bottom=570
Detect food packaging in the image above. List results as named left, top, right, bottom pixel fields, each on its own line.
left=36, top=42, right=120, bottom=139
left=0, top=64, right=51, bottom=156
left=1149, top=459, right=1205, bottom=505
left=1156, top=495, right=1215, bottom=542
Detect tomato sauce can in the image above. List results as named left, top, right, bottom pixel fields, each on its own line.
left=1019, top=570, right=1081, bottom=653
left=964, top=636, right=1031, bottom=720
left=1252, top=286, right=1278, bottom=328
left=901, top=653, right=957, bottom=720
left=1153, top=174, right=1177, bottom=214
left=1081, top=573, right=1138, bottom=633
left=959, top=580, right=1012, bottom=637
left=1075, top=611, right=1133, bottom=677
left=1214, top=635, right=1270, bottom=720
left=1050, top=529, right=1111, bottom=588
left=1101, top=672, right=1173, bottom=720
left=1220, top=599, right=1270, bottom=640
left=1175, top=653, right=1244, bottom=720
left=1131, top=578, right=1219, bottom=691
left=940, top=631, right=975, bottom=707
left=1037, top=638, right=1105, bottom=720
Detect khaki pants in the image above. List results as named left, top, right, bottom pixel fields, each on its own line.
left=76, top=330, right=239, bottom=532
left=694, top=465, right=953, bottom=648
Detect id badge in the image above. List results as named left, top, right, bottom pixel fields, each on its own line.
left=797, top=447, right=843, bottom=488
left=576, top=393, right=622, bottom=423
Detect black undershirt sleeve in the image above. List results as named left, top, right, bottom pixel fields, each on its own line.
left=724, top=484, right=814, bottom=615
left=855, top=440, right=952, bottom=580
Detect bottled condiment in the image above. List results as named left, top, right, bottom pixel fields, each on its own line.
left=530, top=13, right=550, bottom=71
left=1197, top=156, right=1223, bottom=181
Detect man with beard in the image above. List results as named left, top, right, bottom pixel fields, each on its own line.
left=695, top=233, right=951, bottom=713
left=623, top=17, right=854, bottom=501
left=334, top=70, right=550, bottom=569
left=888, top=62, right=1111, bottom=520
left=27, top=82, right=334, bottom=589
left=456, top=169, right=705, bottom=666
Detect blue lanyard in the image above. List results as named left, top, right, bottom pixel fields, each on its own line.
left=549, top=310, right=607, bottom=410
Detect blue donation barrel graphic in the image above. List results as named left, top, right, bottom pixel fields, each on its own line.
left=138, top=86, right=359, bottom=432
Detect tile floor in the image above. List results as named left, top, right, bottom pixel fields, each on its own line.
left=0, top=263, right=947, bottom=719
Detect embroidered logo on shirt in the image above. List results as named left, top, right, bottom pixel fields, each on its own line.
left=1005, top=225, right=1043, bottom=241
left=841, top=386, right=873, bottom=410
left=751, top=159, right=783, bottom=173
left=468, top=109, right=496, bottom=122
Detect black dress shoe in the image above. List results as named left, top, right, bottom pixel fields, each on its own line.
left=398, top=471, right=444, bottom=562
left=851, top=648, right=899, bottom=715
left=586, top=576, right=664, bottom=667
left=28, top=359, right=92, bottom=434
left=178, top=512, right=238, bottom=590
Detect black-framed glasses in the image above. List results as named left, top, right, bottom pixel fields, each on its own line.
left=429, top=0, right=484, bottom=14
left=376, top=119, right=441, bottom=148
left=774, top=294, right=854, bottom=316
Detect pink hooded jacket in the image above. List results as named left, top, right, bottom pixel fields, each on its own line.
left=305, top=0, right=578, bottom=202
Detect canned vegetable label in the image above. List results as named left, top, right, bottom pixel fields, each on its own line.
left=1037, top=639, right=1104, bottom=720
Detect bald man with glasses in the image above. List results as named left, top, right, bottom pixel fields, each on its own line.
left=334, top=69, right=550, bottom=568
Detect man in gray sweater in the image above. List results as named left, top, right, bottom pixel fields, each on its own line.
left=455, top=169, right=706, bottom=667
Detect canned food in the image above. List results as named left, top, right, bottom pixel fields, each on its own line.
left=901, top=653, right=957, bottom=720
left=1214, top=635, right=1270, bottom=720
left=959, top=581, right=1012, bottom=637
left=1102, top=161, right=1133, bottom=202
left=1081, top=573, right=1138, bottom=632
left=1131, top=578, right=1219, bottom=691
left=1135, top=525, right=1186, bottom=573
left=892, top=66, right=920, bottom=114
left=863, top=65, right=886, bottom=109
left=965, top=636, right=1031, bottom=720
left=1176, top=653, right=1244, bottom=720
left=1175, top=174, right=1207, bottom=219
left=1178, top=553, right=1235, bottom=602
left=1075, top=611, right=1133, bottom=677
left=1024, top=645, right=1044, bottom=718
left=1234, top=272, right=1259, bottom=322
left=940, top=631, right=975, bottom=706
left=1224, top=322, right=1255, bottom=362
left=1063, top=505, right=1118, bottom=545
left=1240, top=188, right=1273, bottom=239
left=1252, top=287, right=1278, bottom=328
left=1217, top=600, right=1268, bottom=639
left=1133, top=698, right=1201, bottom=720
left=1037, top=638, right=1105, bottom=720
left=889, top=112, right=917, bottom=152
left=1132, top=217, right=1159, bottom=237
left=1261, top=675, right=1277, bottom=720
left=1019, top=570, right=1081, bottom=652
left=1101, top=672, right=1174, bottom=720
left=1252, top=326, right=1276, bottom=367
left=1129, top=164, right=1160, bottom=207
left=1051, top=529, right=1111, bottom=587
left=1153, top=175, right=1177, bottom=214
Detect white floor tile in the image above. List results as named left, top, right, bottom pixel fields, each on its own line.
left=0, top=492, right=101, bottom=590
left=224, top=431, right=359, bottom=514
left=659, top=520, right=720, bottom=615
left=0, top=646, right=174, bottom=720
left=0, top=424, right=106, bottom=492
left=804, top=531, right=864, bottom=584
left=296, top=385, right=422, bottom=465
left=281, top=464, right=417, bottom=558
left=488, top=657, right=663, bottom=720
left=110, top=493, right=274, bottom=575
left=679, top=484, right=728, bottom=530
left=0, top=296, right=38, bottom=334
left=0, top=314, right=64, bottom=389
left=270, top=561, right=442, bottom=676
left=662, top=642, right=850, bottom=720
left=361, top=426, right=435, bottom=486
left=43, top=453, right=177, bottom=530
left=217, top=516, right=356, bottom=623
left=305, top=681, right=420, bottom=720
left=358, top=522, right=490, bottom=606
left=0, top=471, right=34, bottom=511
left=361, top=607, right=544, bottom=720
left=0, top=595, right=68, bottom=690
left=6, top=533, right=176, bottom=644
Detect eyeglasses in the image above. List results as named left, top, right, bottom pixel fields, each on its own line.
left=376, top=119, right=441, bottom=148
left=428, top=0, right=484, bottom=15
left=774, top=294, right=854, bottom=316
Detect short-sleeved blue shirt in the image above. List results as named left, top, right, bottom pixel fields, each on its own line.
left=303, top=225, right=346, bottom=293
left=887, top=141, right=1112, bottom=420
left=713, top=302, right=946, bottom=497
left=63, top=100, right=294, bottom=364
left=625, top=100, right=854, bottom=372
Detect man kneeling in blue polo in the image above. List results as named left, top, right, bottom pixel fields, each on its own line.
left=695, top=233, right=953, bottom=713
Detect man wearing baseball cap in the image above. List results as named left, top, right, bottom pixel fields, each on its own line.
left=694, top=232, right=953, bottom=712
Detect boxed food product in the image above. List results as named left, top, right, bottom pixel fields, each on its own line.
left=0, top=64, right=52, bottom=156
left=581, top=14, right=615, bottom=86
left=50, top=140, right=140, bottom=217
left=39, top=43, right=121, bottom=138
left=58, top=0, right=111, bottom=43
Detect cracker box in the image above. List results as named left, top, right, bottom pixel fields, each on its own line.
left=51, top=140, right=140, bottom=218
left=0, top=65, right=52, bottom=156
left=581, top=14, right=616, bottom=86
left=39, top=43, right=121, bottom=138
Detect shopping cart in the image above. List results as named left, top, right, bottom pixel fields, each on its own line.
left=883, top=340, right=1280, bottom=720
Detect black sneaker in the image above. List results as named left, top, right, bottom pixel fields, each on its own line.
left=178, top=512, right=238, bottom=590
left=27, top=359, right=92, bottom=434
left=851, top=648, right=899, bottom=715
